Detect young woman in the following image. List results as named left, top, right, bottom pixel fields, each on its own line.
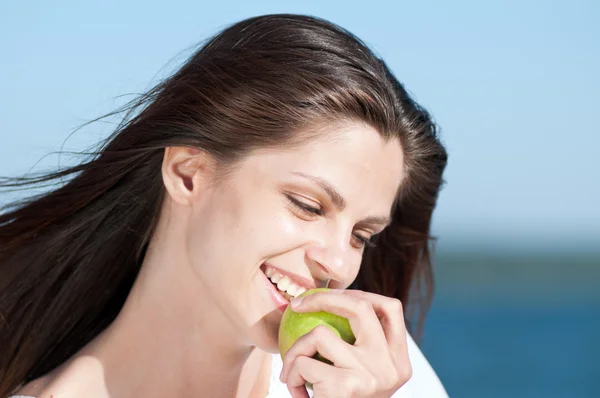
left=0, top=13, right=448, bottom=398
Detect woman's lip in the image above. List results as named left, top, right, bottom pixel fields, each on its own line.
left=261, top=262, right=317, bottom=290
left=260, top=268, right=289, bottom=312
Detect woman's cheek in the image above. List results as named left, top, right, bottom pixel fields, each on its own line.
left=275, top=210, right=311, bottom=243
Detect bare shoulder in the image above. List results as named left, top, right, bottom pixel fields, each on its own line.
left=13, top=355, right=103, bottom=398
left=9, top=373, right=51, bottom=398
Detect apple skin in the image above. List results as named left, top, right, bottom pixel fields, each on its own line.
left=278, top=288, right=356, bottom=364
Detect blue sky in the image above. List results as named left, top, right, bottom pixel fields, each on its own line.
left=1, top=0, right=598, bottom=250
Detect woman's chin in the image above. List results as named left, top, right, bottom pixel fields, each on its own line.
left=255, top=328, right=281, bottom=354
left=248, top=318, right=282, bottom=354
left=258, top=340, right=280, bottom=354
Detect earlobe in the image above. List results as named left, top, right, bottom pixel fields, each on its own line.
left=161, top=146, right=214, bottom=205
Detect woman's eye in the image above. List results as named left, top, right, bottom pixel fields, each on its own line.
left=287, top=195, right=323, bottom=217
left=352, top=233, right=376, bottom=249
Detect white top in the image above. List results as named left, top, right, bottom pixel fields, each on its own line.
left=9, top=333, right=447, bottom=397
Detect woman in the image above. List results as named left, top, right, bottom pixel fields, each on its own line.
left=0, top=13, right=448, bottom=398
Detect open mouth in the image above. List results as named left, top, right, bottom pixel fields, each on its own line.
left=260, top=263, right=308, bottom=303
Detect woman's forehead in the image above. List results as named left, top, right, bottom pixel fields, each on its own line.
left=239, top=124, right=404, bottom=203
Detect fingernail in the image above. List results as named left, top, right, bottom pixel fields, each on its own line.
left=328, top=289, right=345, bottom=293
left=291, top=296, right=303, bottom=308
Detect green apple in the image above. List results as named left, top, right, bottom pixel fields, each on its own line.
left=278, top=288, right=356, bottom=364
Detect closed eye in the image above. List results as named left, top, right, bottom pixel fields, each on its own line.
left=286, top=195, right=323, bottom=217
left=352, top=233, right=377, bottom=249
left=286, top=193, right=379, bottom=249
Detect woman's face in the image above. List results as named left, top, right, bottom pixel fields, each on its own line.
left=180, top=123, right=404, bottom=352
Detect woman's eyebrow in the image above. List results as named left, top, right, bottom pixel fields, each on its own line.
left=359, top=215, right=392, bottom=227
left=290, top=172, right=391, bottom=226
left=291, top=171, right=346, bottom=210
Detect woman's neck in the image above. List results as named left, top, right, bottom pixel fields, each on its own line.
left=26, top=248, right=273, bottom=398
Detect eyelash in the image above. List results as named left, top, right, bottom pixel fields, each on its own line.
left=353, top=234, right=377, bottom=249
left=287, top=195, right=323, bottom=216
left=286, top=195, right=377, bottom=249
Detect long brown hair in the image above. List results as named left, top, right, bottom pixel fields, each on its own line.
left=0, top=14, right=447, bottom=395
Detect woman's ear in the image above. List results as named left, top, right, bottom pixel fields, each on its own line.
left=161, top=146, right=216, bottom=205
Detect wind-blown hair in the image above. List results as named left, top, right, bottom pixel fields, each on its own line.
left=0, top=14, right=447, bottom=395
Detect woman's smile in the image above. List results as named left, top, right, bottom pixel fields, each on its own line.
left=260, top=263, right=313, bottom=311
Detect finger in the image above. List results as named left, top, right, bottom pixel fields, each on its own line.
left=285, top=355, right=338, bottom=394
left=291, top=290, right=386, bottom=345
left=342, top=290, right=409, bottom=367
left=287, top=382, right=310, bottom=398
left=281, top=324, right=356, bottom=382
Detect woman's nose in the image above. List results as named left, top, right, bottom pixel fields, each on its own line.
left=304, top=235, right=357, bottom=285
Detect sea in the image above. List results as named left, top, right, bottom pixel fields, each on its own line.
left=418, top=249, right=600, bottom=397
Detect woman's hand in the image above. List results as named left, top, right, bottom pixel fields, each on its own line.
left=279, top=289, right=413, bottom=398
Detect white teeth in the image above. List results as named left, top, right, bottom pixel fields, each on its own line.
left=286, top=284, right=298, bottom=297
left=264, top=265, right=309, bottom=299
left=277, top=276, right=291, bottom=292
left=296, top=286, right=307, bottom=296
